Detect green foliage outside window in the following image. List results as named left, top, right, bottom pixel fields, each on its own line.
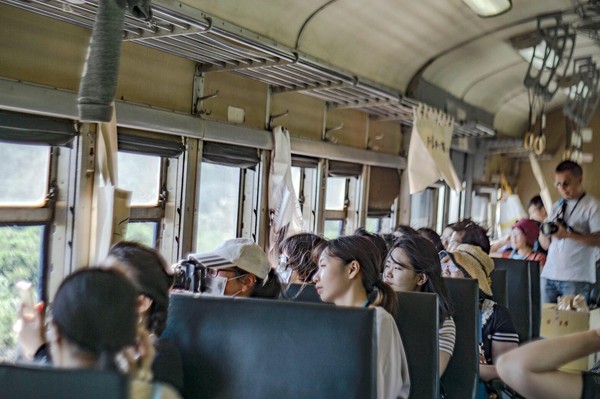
left=0, top=226, right=41, bottom=361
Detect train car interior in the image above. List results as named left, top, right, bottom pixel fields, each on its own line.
left=2, top=0, right=600, bottom=397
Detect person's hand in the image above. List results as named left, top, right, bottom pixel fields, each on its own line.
left=552, top=223, right=570, bottom=240
left=16, top=301, right=46, bottom=359
left=121, top=325, right=156, bottom=399
left=120, top=325, right=156, bottom=380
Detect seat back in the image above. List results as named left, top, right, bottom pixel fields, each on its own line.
left=0, top=362, right=128, bottom=399
left=492, top=258, right=541, bottom=342
left=393, top=291, right=439, bottom=399
left=281, top=283, right=324, bottom=303
left=441, top=278, right=479, bottom=399
left=163, top=293, right=377, bottom=399
left=490, top=269, right=508, bottom=308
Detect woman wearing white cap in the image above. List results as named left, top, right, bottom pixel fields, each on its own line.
left=190, top=238, right=281, bottom=298
left=313, top=235, right=410, bottom=399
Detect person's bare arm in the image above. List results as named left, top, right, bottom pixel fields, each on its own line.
left=539, top=231, right=551, bottom=251
left=497, top=329, right=600, bottom=399
left=479, top=340, right=518, bottom=381
left=439, top=350, right=451, bottom=376
left=552, top=223, right=600, bottom=247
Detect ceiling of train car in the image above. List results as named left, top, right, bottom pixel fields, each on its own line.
left=189, top=0, right=596, bottom=137
left=3, top=0, right=600, bottom=141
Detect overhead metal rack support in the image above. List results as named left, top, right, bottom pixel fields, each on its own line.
left=197, top=58, right=296, bottom=73
left=123, top=18, right=212, bottom=41
left=0, top=0, right=498, bottom=139
left=328, top=98, right=400, bottom=110
left=270, top=81, right=356, bottom=95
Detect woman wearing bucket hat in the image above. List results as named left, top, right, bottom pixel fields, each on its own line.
left=441, top=244, right=519, bottom=390
left=501, top=218, right=546, bottom=268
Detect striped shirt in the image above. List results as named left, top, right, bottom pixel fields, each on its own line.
left=439, top=317, right=456, bottom=356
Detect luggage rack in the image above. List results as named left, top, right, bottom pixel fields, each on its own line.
left=1, top=0, right=495, bottom=138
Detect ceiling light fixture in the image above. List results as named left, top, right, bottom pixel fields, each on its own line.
left=462, top=0, right=512, bottom=17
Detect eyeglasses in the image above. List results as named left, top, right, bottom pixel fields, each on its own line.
left=441, top=262, right=460, bottom=274
left=205, top=267, right=239, bottom=278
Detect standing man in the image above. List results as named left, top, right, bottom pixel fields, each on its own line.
left=540, top=160, right=600, bottom=303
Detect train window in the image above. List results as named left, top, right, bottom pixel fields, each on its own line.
left=324, top=219, right=344, bottom=239
left=436, top=185, right=447, bottom=232
left=471, top=191, right=490, bottom=229
left=410, top=188, right=436, bottom=229
left=196, top=162, right=241, bottom=252
left=0, top=225, right=44, bottom=361
left=365, top=217, right=380, bottom=233
left=447, top=187, right=464, bottom=224
left=125, top=221, right=158, bottom=247
left=117, top=152, right=161, bottom=206
left=367, top=167, right=400, bottom=234
left=0, top=143, right=50, bottom=206
left=291, top=167, right=301, bottom=198
left=325, top=177, right=347, bottom=210
left=291, top=156, right=319, bottom=232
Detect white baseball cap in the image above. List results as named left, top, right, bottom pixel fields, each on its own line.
left=189, top=238, right=270, bottom=280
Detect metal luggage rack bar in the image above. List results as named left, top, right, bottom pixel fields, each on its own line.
left=1, top=0, right=496, bottom=138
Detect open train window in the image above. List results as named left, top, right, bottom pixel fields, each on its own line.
left=367, top=167, right=400, bottom=234
left=0, top=110, right=75, bottom=361
left=195, top=142, right=260, bottom=252
left=196, top=162, right=241, bottom=252
left=323, top=161, right=361, bottom=238
left=117, top=130, right=184, bottom=248
left=0, top=143, right=50, bottom=207
left=291, top=156, right=318, bottom=232
left=410, top=188, right=436, bottom=229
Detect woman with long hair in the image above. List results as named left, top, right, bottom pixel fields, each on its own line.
left=103, top=241, right=183, bottom=392
left=313, top=235, right=410, bottom=399
left=384, top=235, right=455, bottom=375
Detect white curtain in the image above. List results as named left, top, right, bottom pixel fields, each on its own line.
left=268, top=126, right=303, bottom=247
left=528, top=153, right=553, bottom=213
left=90, top=104, right=131, bottom=264
left=408, top=105, right=462, bottom=194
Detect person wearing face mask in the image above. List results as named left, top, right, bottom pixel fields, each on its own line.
left=189, top=238, right=282, bottom=299
left=276, top=233, right=327, bottom=300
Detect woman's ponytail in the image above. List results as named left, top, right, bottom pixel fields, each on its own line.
left=370, top=280, right=398, bottom=316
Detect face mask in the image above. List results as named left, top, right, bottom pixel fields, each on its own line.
left=202, top=274, right=247, bottom=296
left=277, top=255, right=292, bottom=284
left=202, top=275, right=228, bottom=296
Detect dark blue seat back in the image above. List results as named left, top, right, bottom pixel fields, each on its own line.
left=163, top=293, right=377, bottom=399
left=492, top=258, right=541, bottom=342
left=281, top=283, right=324, bottom=303
left=442, top=278, right=479, bottom=399
left=0, top=362, right=128, bottom=399
left=393, top=291, right=439, bottom=399
left=490, top=268, right=508, bottom=308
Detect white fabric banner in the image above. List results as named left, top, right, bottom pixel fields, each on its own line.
left=528, top=153, right=553, bottom=213
left=268, top=126, right=303, bottom=244
left=408, top=105, right=462, bottom=194
left=90, top=104, right=131, bottom=264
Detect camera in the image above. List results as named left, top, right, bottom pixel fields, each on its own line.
left=540, top=218, right=567, bottom=236
left=172, top=259, right=204, bottom=292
